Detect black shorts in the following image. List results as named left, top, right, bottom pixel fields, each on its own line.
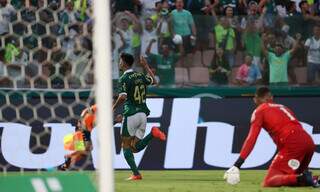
left=182, top=35, right=194, bottom=54
left=175, top=35, right=194, bottom=54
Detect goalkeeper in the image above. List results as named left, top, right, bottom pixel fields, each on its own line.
left=224, top=87, right=319, bottom=187
left=60, top=104, right=122, bottom=170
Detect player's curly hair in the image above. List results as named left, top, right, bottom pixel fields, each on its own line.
left=120, top=53, right=134, bottom=67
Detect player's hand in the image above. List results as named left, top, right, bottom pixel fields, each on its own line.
left=115, top=114, right=123, bottom=123
left=223, top=166, right=240, bottom=185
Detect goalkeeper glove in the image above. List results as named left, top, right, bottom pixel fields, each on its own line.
left=223, top=166, right=240, bottom=185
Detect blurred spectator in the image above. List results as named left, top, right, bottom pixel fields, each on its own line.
left=150, top=1, right=162, bottom=22
left=275, top=0, right=288, bottom=17
left=287, top=0, right=299, bottom=16
left=242, top=19, right=262, bottom=68
left=258, top=0, right=276, bottom=28
left=286, top=1, right=305, bottom=39
left=185, top=0, right=215, bottom=65
left=141, top=17, right=159, bottom=57
left=208, top=47, right=230, bottom=85
left=0, top=0, right=16, bottom=35
left=59, top=1, right=78, bottom=25
left=280, top=25, right=295, bottom=50
left=113, top=11, right=141, bottom=56
left=112, top=29, right=125, bottom=80
left=146, top=43, right=179, bottom=87
left=114, top=0, right=140, bottom=14
left=223, top=5, right=241, bottom=63
left=170, top=0, right=196, bottom=63
left=62, top=29, right=77, bottom=57
left=261, top=33, right=300, bottom=85
left=67, top=48, right=92, bottom=77
left=140, top=0, right=160, bottom=16
left=240, top=1, right=264, bottom=30
left=305, top=24, right=320, bottom=84
left=224, top=5, right=239, bottom=28
left=156, top=1, right=171, bottom=46
left=260, top=32, right=274, bottom=84
left=235, top=55, right=262, bottom=85
left=4, top=42, right=19, bottom=63
left=280, top=24, right=298, bottom=84
left=12, top=49, right=29, bottom=66
left=70, top=0, right=90, bottom=22
left=268, top=32, right=278, bottom=49
left=213, top=17, right=236, bottom=67
left=300, top=0, right=320, bottom=39
left=218, top=0, right=238, bottom=14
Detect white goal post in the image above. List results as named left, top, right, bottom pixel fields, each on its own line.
left=93, top=0, right=114, bottom=191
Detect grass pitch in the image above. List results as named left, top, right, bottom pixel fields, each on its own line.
left=2, top=170, right=319, bottom=192
left=115, top=170, right=320, bottom=192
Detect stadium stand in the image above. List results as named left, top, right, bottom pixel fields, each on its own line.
left=0, top=0, right=320, bottom=90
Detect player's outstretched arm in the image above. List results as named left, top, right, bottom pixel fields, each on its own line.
left=224, top=111, right=263, bottom=185
left=112, top=94, right=127, bottom=112
left=140, top=56, right=158, bottom=85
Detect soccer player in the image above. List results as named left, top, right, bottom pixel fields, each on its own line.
left=224, top=87, right=319, bottom=187
left=60, top=104, right=122, bottom=170
left=113, top=53, right=166, bottom=181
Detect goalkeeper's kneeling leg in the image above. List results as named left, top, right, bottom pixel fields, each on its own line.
left=263, top=169, right=297, bottom=187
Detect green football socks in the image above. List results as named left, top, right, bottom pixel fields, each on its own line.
left=123, top=148, right=140, bottom=175
left=123, top=133, right=154, bottom=175
left=135, top=133, right=153, bottom=152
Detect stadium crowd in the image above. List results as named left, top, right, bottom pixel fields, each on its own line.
left=1, top=0, right=320, bottom=88
left=0, top=0, right=93, bottom=88
left=112, top=0, right=320, bottom=87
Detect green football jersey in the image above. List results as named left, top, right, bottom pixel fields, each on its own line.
left=118, top=69, right=153, bottom=117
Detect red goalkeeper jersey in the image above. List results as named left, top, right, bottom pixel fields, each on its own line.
left=240, top=102, right=306, bottom=160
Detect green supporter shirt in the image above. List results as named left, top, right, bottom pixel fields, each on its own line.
left=130, top=25, right=141, bottom=48
left=118, top=69, right=153, bottom=117
left=214, top=25, right=235, bottom=51
left=148, top=53, right=179, bottom=86
left=171, top=9, right=194, bottom=36
left=209, top=57, right=230, bottom=84
left=267, top=51, right=290, bottom=83
left=243, top=32, right=261, bottom=57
